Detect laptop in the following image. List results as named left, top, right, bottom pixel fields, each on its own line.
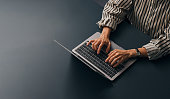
left=54, top=32, right=136, bottom=81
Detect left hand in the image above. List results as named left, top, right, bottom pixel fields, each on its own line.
left=105, top=49, right=137, bottom=67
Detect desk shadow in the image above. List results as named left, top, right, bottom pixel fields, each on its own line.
left=64, top=55, right=117, bottom=99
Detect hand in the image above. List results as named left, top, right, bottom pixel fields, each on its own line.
left=105, top=49, right=137, bottom=67
left=87, top=34, right=111, bottom=54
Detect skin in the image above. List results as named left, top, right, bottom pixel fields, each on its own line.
left=87, top=26, right=148, bottom=67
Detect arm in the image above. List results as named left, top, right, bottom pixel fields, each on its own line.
left=101, top=27, right=112, bottom=39
left=97, top=0, right=133, bottom=31
left=106, top=23, right=170, bottom=67
left=88, top=0, right=133, bottom=54
left=143, top=23, right=170, bottom=60
left=138, top=47, right=148, bottom=57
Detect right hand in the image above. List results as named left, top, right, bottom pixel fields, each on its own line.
left=86, top=34, right=111, bottom=54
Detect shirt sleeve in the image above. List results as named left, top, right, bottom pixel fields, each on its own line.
left=143, top=23, right=170, bottom=60
left=97, top=0, right=132, bottom=31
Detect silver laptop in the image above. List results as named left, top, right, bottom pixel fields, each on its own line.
left=54, top=32, right=136, bottom=81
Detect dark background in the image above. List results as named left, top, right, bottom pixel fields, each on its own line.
left=0, top=0, right=170, bottom=99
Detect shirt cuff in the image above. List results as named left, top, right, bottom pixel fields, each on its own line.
left=142, top=42, right=160, bottom=60
left=96, top=18, right=117, bottom=32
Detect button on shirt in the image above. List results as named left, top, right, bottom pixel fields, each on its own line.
left=97, top=0, right=170, bottom=60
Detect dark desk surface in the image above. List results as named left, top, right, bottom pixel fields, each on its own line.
left=0, top=0, right=170, bottom=99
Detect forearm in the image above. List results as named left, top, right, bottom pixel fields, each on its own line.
left=101, top=27, right=112, bottom=38
left=138, top=47, right=148, bottom=57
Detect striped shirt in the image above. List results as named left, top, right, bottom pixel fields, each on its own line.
left=97, top=0, right=170, bottom=60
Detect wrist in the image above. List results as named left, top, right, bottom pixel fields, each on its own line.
left=128, top=49, right=138, bottom=57
left=128, top=48, right=148, bottom=58
left=100, top=33, right=109, bottom=39
left=138, top=47, right=148, bottom=57
left=101, top=27, right=111, bottom=38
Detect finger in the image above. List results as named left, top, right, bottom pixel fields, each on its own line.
left=94, top=41, right=100, bottom=51
left=97, top=42, right=104, bottom=54
left=92, top=41, right=97, bottom=50
left=108, top=56, right=115, bottom=63
left=108, top=50, right=117, bottom=57
left=106, top=42, right=111, bottom=53
left=108, top=51, right=114, bottom=56
left=108, top=49, right=117, bottom=56
left=105, top=52, right=115, bottom=62
left=87, top=40, right=94, bottom=46
left=108, top=53, right=120, bottom=63
left=113, top=58, right=124, bottom=67
left=111, top=56, right=122, bottom=66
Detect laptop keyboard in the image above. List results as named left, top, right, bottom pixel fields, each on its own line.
left=75, top=42, right=125, bottom=78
